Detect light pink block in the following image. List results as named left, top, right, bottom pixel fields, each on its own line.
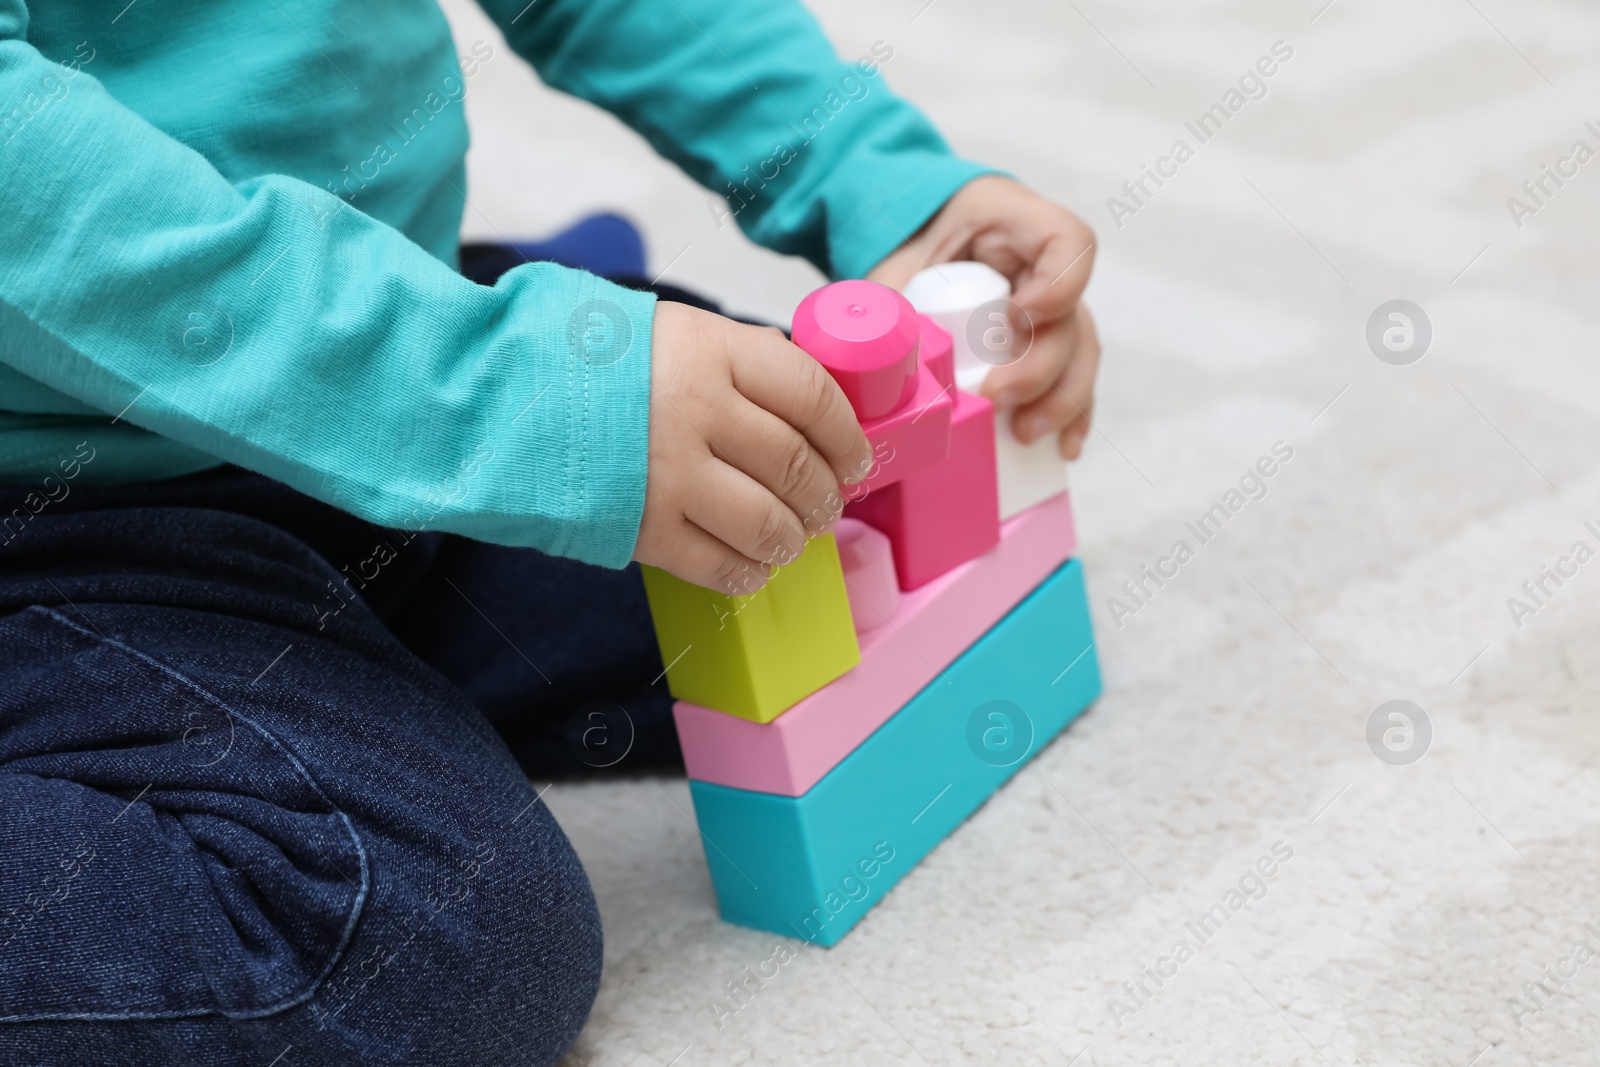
left=674, top=491, right=1078, bottom=796
left=834, top=518, right=899, bottom=632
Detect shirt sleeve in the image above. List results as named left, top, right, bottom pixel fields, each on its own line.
left=479, top=0, right=995, bottom=280
left=0, top=2, right=655, bottom=568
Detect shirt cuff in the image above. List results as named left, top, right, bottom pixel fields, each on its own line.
left=824, top=153, right=1002, bottom=280
left=430, top=266, right=656, bottom=570
left=535, top=272, right=657, bottom=569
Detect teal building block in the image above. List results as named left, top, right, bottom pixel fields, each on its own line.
left=687, top=559, right=1100, bottom=947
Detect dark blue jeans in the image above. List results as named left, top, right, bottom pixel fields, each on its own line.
left=0, top=463, right=678, bottom=1065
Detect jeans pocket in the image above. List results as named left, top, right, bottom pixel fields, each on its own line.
left=0, top=607, right=370, bottom=1022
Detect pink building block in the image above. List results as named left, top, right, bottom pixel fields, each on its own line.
left=833, top=518, right=899, bottom=632
left=850, top=362, right=951, bottom=493
left=792, top=280, right=920, bottom=421
left=906, top=264, right=1067, bottom=521
left=673, top=491, right=1077, bottom=796
left=793, top=280, right=953, bottom=493
left=847, top=389, right=1000, bottom=590
left=918, top=315, right=954, bottom=391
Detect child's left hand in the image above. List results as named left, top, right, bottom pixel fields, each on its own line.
left=867, top=175, right=1099, bottom=459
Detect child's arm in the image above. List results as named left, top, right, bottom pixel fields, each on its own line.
left=0, top=13, right=639, bottom=565
left=0, top=4, right=873, bottom=582
left=485, top=0, right=994, bottom=282
left=486, top=0, right=1098, bottom=459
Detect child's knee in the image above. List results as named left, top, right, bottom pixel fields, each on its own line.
left=299, top=799, right=602, bottom=1065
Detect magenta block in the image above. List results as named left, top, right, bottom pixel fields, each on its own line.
left=834, top=518, right=899, bottom=632
left=792, top=280, right=951, bottom=492
left=918, top=315, right=954, bottom=392
left=850, top=361, right=952, bottom=493
left=847, top=390, right=1000, bottom=590
left=793, top=280, right=920, bottom=421
left=673, top=491, right=1077, bottom=796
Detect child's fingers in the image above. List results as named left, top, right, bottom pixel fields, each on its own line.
left=1011, top=222, right=1096, bottom=323
left=1008, top=310, right=1100, bottom=448
left=981, top=313, right=1074, bottom=412
left=655, top=517, right=775, bottom=596
left=682, top=458, right=809, bottom=573
left=1059, top=408, right=1092, bottom=460
left=726, top=325, right=873, bottom=484
left=1008, top=385, right=1079, bottom=447
left=1058, top=309, right=1102, bottom=459
left=710, top=398, right=846, bottom=538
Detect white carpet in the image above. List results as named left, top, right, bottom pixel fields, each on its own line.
left=439, top=0, right=1600, bottom=1062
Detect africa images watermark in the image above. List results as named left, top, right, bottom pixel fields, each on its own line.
left=789, top=840, right=897, bottom=945
left=1106, top=441, right=1295, bottom=629
left=707, top=41, right=896, bottom=230
left=1505, top=121, right=1600, bottom=230
left=1107, top=40, right=1295, bottom=229
left=706, top=941, right=800, bottom=1030
left=313, top=40, right=497, bottom=229
left=1506, top=918, right=1600, bottom=1030
left=309, top=442, right=496, bottom=630
left=1504, top=519, right=1600, bottom=630
left=0, top=40, right=95, bottom=147
left=1107, top=840, right=1296, bottom=1028
left=1366, top=700, right=1431, bottom=766
left=0, top=441, right=98, bottom=547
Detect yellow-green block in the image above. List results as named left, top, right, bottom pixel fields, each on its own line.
left=640, top=534, right=861, bottom=723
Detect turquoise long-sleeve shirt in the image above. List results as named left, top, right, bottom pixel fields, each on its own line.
left=0, top=0, right=988, bottom=567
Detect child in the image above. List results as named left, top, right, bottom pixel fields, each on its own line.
left=0, top=0, right=1098, bottom=1063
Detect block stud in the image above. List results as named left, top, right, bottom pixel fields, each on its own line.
left=792, top=280, right=920, bottom=421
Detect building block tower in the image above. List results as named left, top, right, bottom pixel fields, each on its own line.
left=643, top=271, right=1101, bottom=946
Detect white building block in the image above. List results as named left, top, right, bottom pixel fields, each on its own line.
left=902, top=261, right=1011, bottom=376
left=907, top=264, right=1068, bottom=521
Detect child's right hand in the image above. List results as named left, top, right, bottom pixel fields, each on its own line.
left=634, top=301, right=875, bottom=594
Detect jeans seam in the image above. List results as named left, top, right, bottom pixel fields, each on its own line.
left=0, top=606, right=373, bottom=1024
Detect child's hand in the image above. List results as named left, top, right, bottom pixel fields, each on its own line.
left=635, top=301, right=874, bottom=593
left=868, top=175, right=1100, bottom=459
